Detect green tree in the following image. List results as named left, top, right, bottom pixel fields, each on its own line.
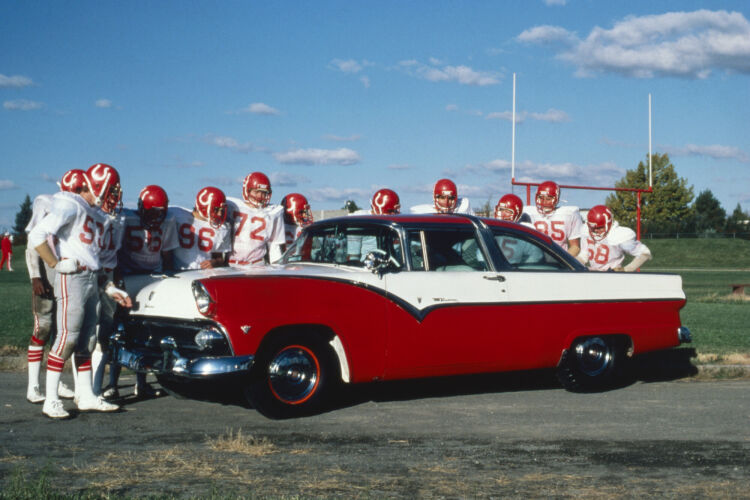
left=725, top=203, right=749, bottom=234
left=12, top=194, right=33, bottom=245
left=343, top=200, right=360, bottom=213
left=692, top=189, right=726, bottom=233
left=605, top=153, right=694, bottom=234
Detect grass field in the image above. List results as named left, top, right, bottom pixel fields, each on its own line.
left=1, top=240, right=749, bottom=355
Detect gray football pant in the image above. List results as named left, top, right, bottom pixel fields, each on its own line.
left=51, top=270, right=100, bottom=359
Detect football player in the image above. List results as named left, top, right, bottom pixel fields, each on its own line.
left=226, top=172, right=285, bottom=266
left=370, top=188, right=401, bottom=215
left=23, top=169, right=86, bottom=404
left=280, top=193, right=313, bottom=247
left=28, top=163, right=128, bottom=418
left=578, top=205, right=652, bottom=272
left=522, top=181, right=583, bottom=256
left=110, top=184, right=178, bottom=399
left=0, top=232, right=11, bottom=271
left=410, top=178, right=472, bottom=214
left=171, top=186, right=231, bottom=270
left=493, top=193, right=544, bottom=266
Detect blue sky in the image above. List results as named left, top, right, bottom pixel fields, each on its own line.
left=2, top=0, right=749, bottom=231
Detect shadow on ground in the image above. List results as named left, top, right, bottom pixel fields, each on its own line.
left=142, top=348, right=700, bottom=417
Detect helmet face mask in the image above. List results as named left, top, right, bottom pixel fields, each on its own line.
left=494, top=194, right=523, bottom=222
left=587, top=205, right=613, bottom=241
left=85, top=163, right=123, bottom=215
left=535, top=181, right=560, bottom=215
left=243, top=172, right=272, bottom=208
left=282, top=193, right=313, bottom=226
left=196, top=187, right=228, bottom=228
left=137, top=185, right=169, bottom=230
left=371, top=188, right=400, bottom=215
left=433, top=179, right=458, bottom=214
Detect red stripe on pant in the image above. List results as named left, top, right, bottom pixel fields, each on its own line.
left=75, top=354, right=91, bottom=372
left=54, top=274, right=69, bottom=357
left=47, top=353, right=65, bottom=373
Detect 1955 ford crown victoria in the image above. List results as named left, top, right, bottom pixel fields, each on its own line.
left=115, top=214, right=690, bottom=418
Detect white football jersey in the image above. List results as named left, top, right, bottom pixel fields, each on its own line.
left=226, top=197, right=285, bottom=266
left=117, top=208, right=179, bottom=274
left=522, top=205, right=583, bottom=251
left=27, top=191, right=113, bottom=270
left=170, top=206, right=231, bottom=270
left=25, top=194, right=54, bottom=234
left=581, top=223, right=650, bottom=271
left=284, top=223, right=304, bottom=247
left=99, top=215, right=126, bottom=270
left=410, top=197, right=472, bottom=215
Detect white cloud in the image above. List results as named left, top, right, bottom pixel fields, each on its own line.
left=518, top=10, right=750, bottom=78
left=329, top=59, right=363, bottom=73
left=666, top=143, right=749, bottom=162
left=464, top=159, right=624, bottom=187
left=95, top=99, right=113, bottom=108
left=306, top=186, right=373, bottom=203
left=360, top=76, right=371, bottom=88
left=269, top=172, right=310, bottom=187
left=544, top=0, right=567, bottom=6
left=206, top=135, right=260, bottom=153
left=241, top=102, right=280, bottom=115
left=0, top=180, right=19, bottom=190
left=274, top=148, right=361, bottom=166
left=387, top=164, right=413, bottom=170
left=485, top=108, right=569, bottom=123
left=0, top=74, right=33, bottom=88
left=324, top=134, right=361, bottom=142
left=398, top=59, right=501, bottom=86
left=3, top=99, right=44, bottom=111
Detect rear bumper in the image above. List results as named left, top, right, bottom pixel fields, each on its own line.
left=113, top=336, right=254, bottom=378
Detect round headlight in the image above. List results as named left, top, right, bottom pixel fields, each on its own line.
left=191, top=281, right=215, bottom=316
left=195, top=328, right=225, bottom=350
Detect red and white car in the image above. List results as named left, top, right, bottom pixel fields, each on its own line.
left=115, top=214, right=690, bottom=418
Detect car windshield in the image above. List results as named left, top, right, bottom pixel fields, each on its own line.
left=283, top=224, right=404, bottom=268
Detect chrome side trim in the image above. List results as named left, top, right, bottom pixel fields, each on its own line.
left=329, top=335, right=350, bottom=383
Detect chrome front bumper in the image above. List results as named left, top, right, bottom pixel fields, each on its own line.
left=113, top=337, right=254, bottom=378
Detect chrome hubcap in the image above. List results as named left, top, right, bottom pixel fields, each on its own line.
left=574, top=337, right=612, bottom=377
left=268, top=346, right=319, bottom=403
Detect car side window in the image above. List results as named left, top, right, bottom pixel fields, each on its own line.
left=285, top=225, right=403, bottom=268
left=492, top=230, right=568, bottom=271
left=414, top=228, right=488, bottom=272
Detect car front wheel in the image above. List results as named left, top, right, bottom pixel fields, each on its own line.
left=246, top=336, right=338, bottom=419
left=557, top=336, right=626, bottom=392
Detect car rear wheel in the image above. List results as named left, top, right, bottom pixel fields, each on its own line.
left=557, top=336, right=625, bottom=392
left=246, top=336, right=338, bottom=419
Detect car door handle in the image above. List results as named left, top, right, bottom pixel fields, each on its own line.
left=483, top=275, right=506, bottom=282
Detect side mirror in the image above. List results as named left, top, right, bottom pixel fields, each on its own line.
left=363, top=249, right=400, bottom=275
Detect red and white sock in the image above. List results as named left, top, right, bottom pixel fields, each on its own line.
left=45, top=353, right=65, bottom=402
left=75, top=354, right=94, bottom=401
left=27, top=344, right=44, bottom=391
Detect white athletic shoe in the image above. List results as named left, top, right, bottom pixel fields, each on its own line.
left=42, top=399, right=70, bottom=419
left=27, top=385, right=45, bottom=404
left=58, top=381, right=75, bottom=399
left=77, top=395, right=120, bottom=412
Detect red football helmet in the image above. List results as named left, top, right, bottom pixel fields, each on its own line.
left=60, top=169, right=87, bottom=194
left=371, top=188, right=400, bottom=215
left=195, top=186, right=228, bottom=228
left=494, top=194, right=524, bottom=222
left=281, top=193, right=313, bottom=226
left=242, top=172, right=272, bottom=208
left=137, top=185, right=169, bottom=230
left=587, top=205, right=614, bottom=241
left=535, top=181, right=560, bottom=215
left=85, top=163, right=122, bottom=214
left=433, top=178, right=458, bottom=213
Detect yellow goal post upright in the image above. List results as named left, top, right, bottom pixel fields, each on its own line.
left=509, top=73, right=653, bottom=240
